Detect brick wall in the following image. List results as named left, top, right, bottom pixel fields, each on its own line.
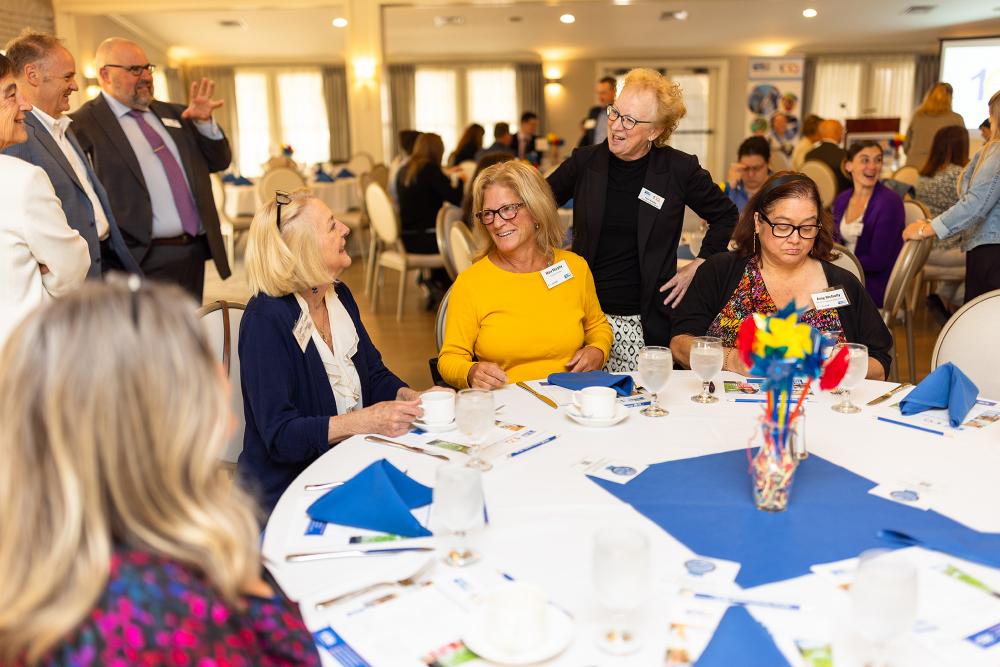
left=0, top=0, right=55, bottom=48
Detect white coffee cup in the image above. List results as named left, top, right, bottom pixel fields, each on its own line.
left=420, top=391, right=455, bottom=424
left=484, top=582, right=548, bottom=654
left=572, top=386, right=617, bottom=419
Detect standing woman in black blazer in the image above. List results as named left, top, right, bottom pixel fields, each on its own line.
left=548, top=68, right=737, bottom=371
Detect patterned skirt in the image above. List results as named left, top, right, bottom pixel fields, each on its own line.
left=605, top=314, right=644, bottom=373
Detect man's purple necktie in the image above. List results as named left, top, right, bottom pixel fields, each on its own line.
left=127, top=110, right=201, bottom=236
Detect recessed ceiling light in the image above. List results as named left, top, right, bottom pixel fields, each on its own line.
left=433, top=15, right=465, bottom=28
left=560, top=13, right=576, bottom=24
left=508, top=15, right=523, bottom=22
left=331, top=17, right=348, bottom=28
left=218, top=19, right=245, bottom=29
left=659, top=10, right=689, bottom=21
left=673, top=10, right=689, bottom=20
left=802, top=8, right=818, bottom=17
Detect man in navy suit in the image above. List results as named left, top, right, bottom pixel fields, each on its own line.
left=2, top=30, right=139, bottom=278
left=578, top=76, right=617, bottom=147
left=71, top=37, right=231, bottom=299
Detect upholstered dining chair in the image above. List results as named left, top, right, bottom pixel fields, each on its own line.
left=931, top=289, right=1000, bottom=399
left=879, top=238, right=934, bottom=383
left=196, top=300, right=247, bottom=468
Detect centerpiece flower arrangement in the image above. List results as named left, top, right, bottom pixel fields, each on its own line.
left=736, top=304, right=849, bottom=511
left=281, top=144, right=294, bottom=157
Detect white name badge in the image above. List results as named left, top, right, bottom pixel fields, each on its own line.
left=638, top=187, right=665, bottom=210
left=161, top=118, right=182, bottom=128
left=292, top=312, right=314, bottom=353
left=811, top=286, right=850, bottom=311
left=583, top=118, right=597, bottom=130
left=540, top=259, right=574, bottom=289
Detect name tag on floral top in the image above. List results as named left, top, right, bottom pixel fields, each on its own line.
left=811, top=286, right=850, bottom=311
left=292, top=312, right=314, bottom=353
left=540, top=260, right=574, bottom=289
left=638, top=187, right=665, bottom=210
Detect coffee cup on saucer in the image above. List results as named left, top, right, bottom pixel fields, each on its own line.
left=485, top=582, right=548, bottom=654
left=572, top=387, right=617, bottom=420
left=420, top=391, right=455, bottom=425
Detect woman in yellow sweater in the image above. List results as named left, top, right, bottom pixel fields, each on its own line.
left=438, top=160, right=612, bottom=388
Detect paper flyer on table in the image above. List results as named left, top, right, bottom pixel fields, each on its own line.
left=877, top=398, right=1000, bottom=436
left=401, top=419, right=558, bottom=462
left=724, top=377, right=814, bottom=403
left=523, top=380, right=574, bottom=406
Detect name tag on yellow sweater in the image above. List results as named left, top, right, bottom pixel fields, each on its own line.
left=540, top=260, right=574, bottom=289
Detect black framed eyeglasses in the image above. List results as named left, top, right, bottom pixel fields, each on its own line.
left=475, top=202, right=525, bottom=225
left=607, top=105, right=654, bottom=131
left=757, top=212, right=822, bottom=240
left=104, top=63, right=156, bottom=76
left=275, top=190, right=291, bottom=229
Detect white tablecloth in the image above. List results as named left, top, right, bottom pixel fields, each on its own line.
left=311, top=178, right=361, bottom=214
left=264, top=372, right=1000, bottom=666
left=223, top=183, right=257, bottom=219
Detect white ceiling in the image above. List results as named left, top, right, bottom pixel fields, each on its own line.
left=108, top=0, right=1000, bottom=64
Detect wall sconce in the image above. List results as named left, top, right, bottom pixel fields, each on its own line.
left=544, top=76, right=562, bottom=85
left=353, top=57, right=377, bottom=86
left=544, top=65, right=563, bottom=86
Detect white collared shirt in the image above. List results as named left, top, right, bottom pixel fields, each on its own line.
left=32, top=107, right=110, bottom=240
left=294, top=288, right=363, bottom=416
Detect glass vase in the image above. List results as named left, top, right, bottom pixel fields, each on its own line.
left=751, top=416, right=799, bottom=512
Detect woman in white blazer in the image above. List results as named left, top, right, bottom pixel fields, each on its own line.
left=0, top=53, right=89, bottom=345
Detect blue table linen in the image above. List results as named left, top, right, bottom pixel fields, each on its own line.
left=899, top=362, right=979, bottom=427
left=694, top=605, right=790, bottom=667
left=546, top=371, right=634, bottom=397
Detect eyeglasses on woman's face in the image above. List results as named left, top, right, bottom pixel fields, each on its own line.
left=475, top=202, right=525, bottom=225
left=607, top=105, right=654, bottom=131
left=757, top=212, right=821, bottom=239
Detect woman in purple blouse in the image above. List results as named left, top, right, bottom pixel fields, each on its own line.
left=832, top=141, right=905, bottom=307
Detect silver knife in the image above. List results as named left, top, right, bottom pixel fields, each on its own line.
left=304, top=481, right=344, bottom=491
left=866, top=383, right=912, bottom=406
left=286, top=547, right=435, bottom=563
left=365, top=435, right=450, bottom=460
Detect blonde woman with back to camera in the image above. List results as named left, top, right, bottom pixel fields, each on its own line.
left=0, top=279, right=320, bottom=666
left=240, top=190, right=440, bottom=513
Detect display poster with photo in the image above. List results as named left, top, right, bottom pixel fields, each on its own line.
left=746, top=57, right=805, bottom=159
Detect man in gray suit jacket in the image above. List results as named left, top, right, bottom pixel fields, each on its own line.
left=1, top=30, right=139, bottom=278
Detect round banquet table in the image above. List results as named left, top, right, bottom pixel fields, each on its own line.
left=310, top=178, right=361, bottom=214
left=263, top=371, right=1000, bottom=667
left=223, top=182, right=258, bottom=218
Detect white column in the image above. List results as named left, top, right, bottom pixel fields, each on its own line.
left=343, top=0, right=384, bottom=162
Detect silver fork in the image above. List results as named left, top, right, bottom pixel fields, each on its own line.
left=313, top=561, right=433, bottom=609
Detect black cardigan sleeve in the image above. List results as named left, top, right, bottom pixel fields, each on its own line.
left=671, top=252, right=745, bottom=340
left=546, top=149, right=582, bottom=206
left=821, top=262, right=894, bottom=375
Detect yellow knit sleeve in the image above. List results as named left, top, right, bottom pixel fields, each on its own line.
left=436, top=270, right=480, bottom=388
left=576, top=255, right=613, bottom=364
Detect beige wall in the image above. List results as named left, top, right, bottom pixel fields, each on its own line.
left=73, top=14, right=168, bottom=72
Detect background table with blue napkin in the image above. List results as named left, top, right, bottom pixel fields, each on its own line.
left=547, top=371, right=634, bottom=396
left=694, top=605, right=790, bottom=666
left=592, top=450, right=1000, bottom=587
left=336, top=167, right=355, bottom=178
left=307, top=459, right=433, bottom=537
left=314, top=170, right=335, bottom=182
left=899, top=362, right=979, bottom=427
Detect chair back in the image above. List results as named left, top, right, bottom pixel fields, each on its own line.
left=256, top=167, right=306, bottom=206
left=435, top=287, right=452, bottom=352
left=365, top=181, right=399, bottom=245
left=436, top=204, right=462, bottom=280
left=800, top=160, right=837, bottom=208
left=903, top=198, right=930, bottom=226
left=210, top=172, right=225, bottom=215
left=892, top=166, right=920, bottom=187
left=931, top=289, right=1000, bottom=399
left=197, top=300, right=247, bottom=464
left=830, top=243, right=865, bottom=286
left=449, top=222, right=476, bottom=274
left=347, top=152, right=375, bottom=176
left=880, top=238, right=934, bottom=320
left=369, top=163, right=390, bottom=191
left=769, top=150, right=791, bottom=173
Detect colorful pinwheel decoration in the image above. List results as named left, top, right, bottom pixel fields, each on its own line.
left=736, top=303, right=849, bottom=510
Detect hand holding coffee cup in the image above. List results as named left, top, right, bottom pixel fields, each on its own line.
left=572, top=386, right=618, bottom=420
left=420, top=389, right=455, bottom=425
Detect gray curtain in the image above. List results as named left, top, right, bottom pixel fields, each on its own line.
left=322, top=66, right=351, bottom=162
left=516, top=63, right=545, bottom=129
left=802, top=57, right=817, bottom=115
left=913, top=54, right=940, bottom=109
left=387, top=64, right=415, bottom=155
left=182, top=65, right=239, bottom=170
left=163, top=67, right=185, bottom=106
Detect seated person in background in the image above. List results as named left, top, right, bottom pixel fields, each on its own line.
left=461, top=151, right=516, bottom=224
left=805, top=119, right=852, bottom=193
left=671, top=173, right=892, bottom=381
left=981, top=118, right=992, bottom=143
left=438, top=160, right=612, bottom=388
left=449, top=123, right=484, bottom=166
left=833, top=141, right=905, bottom=308
left=724, top=136, right=771, bottom=214
left=0, top=280, right=320, bottom=665
left=768, top=112, right=794, bottom=161
left=240, top=190, right=427, bottom=512
left=792, top=113, right=822, bottom=169
left=388, top=128, right=420, bottom=204
left=475, top=122, right=515, bottom=161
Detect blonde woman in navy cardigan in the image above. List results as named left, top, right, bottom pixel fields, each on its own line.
left=239, top=189, right=427, bottom=512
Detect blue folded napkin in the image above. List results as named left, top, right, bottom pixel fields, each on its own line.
left=307, top=459, right=433, bottom=537
left=336, top=168, right=355, bottom=178
left=222, top=173, right=236, bottom=183
left=547, top=371, right=634, bottom=396
left=694, top=605, right=790, bottom=667
left=879, top=527, right=1000, bottom=570
left=233, top=175, right=253, bottom=186
left=315, top=171, right=335, bottom=182
left=899, top=362, right=978, bottom=427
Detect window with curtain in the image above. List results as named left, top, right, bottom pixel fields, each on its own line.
left=467, top=67, right=517, bottom=142
left=235, top=71, right=271, bottom=176
left=415, top=68, right=459, bottom=155
left=810, top=55, right=917, bottom=130
left=152, top=70, right=170, bottom=102
left=277, top=71, right=330, bottom=167
left=811, top=59, right=864, bottom=121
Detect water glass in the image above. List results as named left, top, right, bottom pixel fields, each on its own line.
left=456, top=389, right=495, bottom=471
left=434, top=464, right=485, bottom=567
left=638, top=346, right=672, bottom=417
left=850, top=549, right=918, bottom=665
left=831, top=343, right=868, bottom=414
left=689, top=336, right=723, bottom=404
left=592, top=524, right=651, bottom=655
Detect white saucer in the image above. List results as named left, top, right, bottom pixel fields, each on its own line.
left=462, top=604, right=574, bottom=665
left=566, top=403, right=629, bottom=427
left=413, top=418, right=456, bottom=433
